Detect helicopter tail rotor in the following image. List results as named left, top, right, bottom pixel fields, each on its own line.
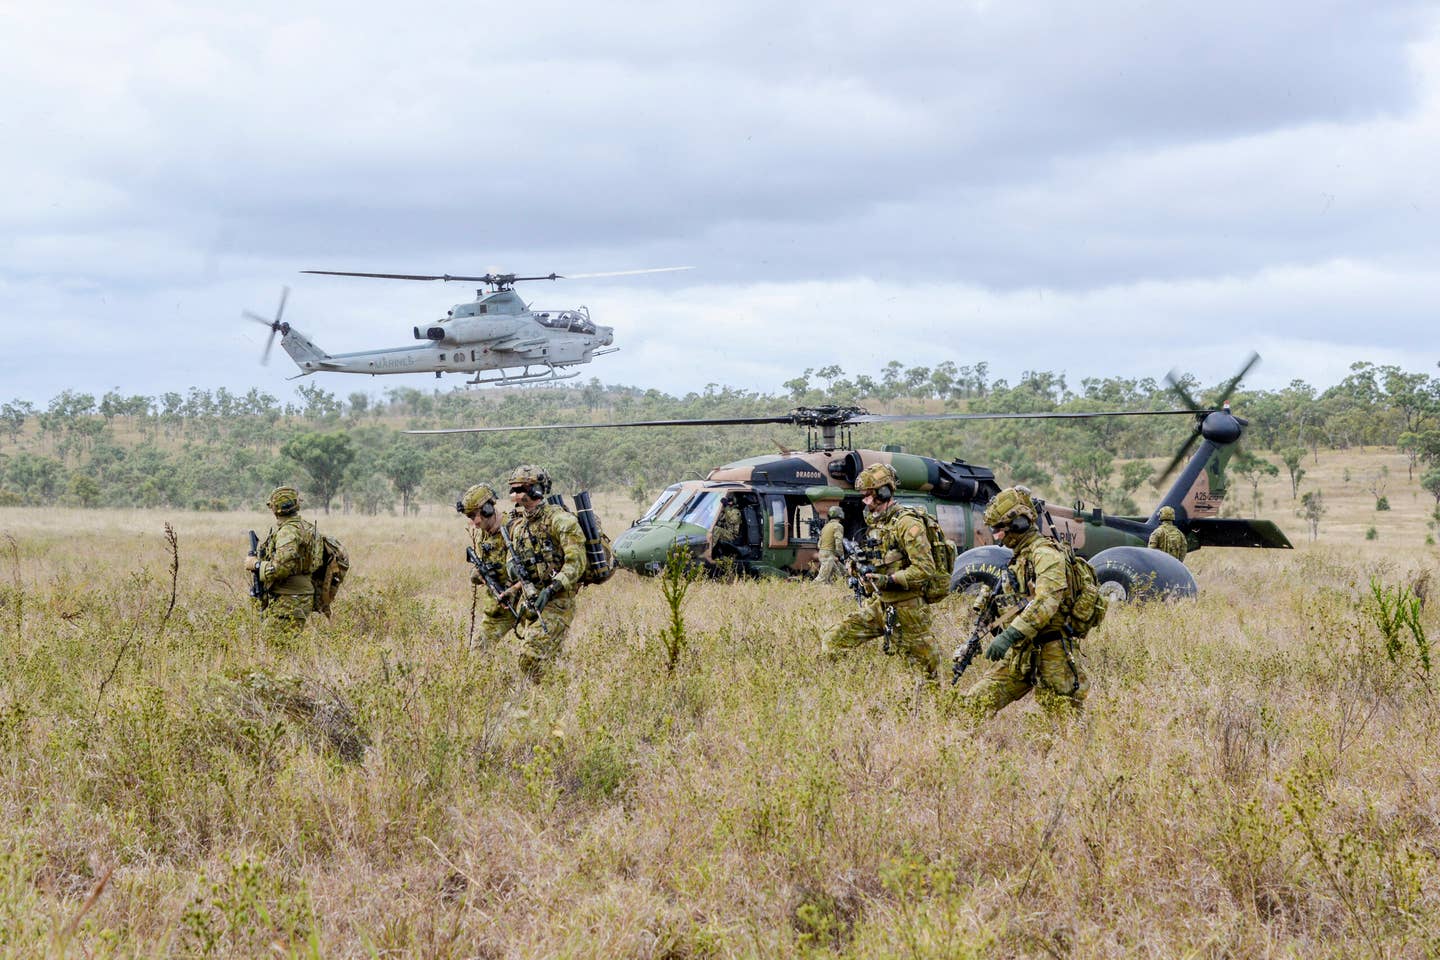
left=1154, top=352, right=1260, bottom=486
left=243, top=287, right=291, bottom=366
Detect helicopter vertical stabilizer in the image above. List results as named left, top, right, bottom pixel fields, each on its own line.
left=280, top=329, right=329, bottom=369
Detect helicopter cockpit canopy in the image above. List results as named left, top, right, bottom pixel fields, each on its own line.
left=534, top=309, right=596, bottom=335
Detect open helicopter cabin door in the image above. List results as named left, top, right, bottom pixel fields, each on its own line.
left=767, top=495, right=790, bottom=547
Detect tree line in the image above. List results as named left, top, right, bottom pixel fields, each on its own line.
left=3, top=360, right=1440, bottom=518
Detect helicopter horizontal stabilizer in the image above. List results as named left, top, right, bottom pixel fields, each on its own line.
left=1187, top=517, right=1293, bottom=549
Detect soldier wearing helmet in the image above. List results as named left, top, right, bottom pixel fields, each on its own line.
left=458, top=482, right=518, bottom=650
left=709, top=494, right=743, bottom=561
left=244, top=485, right=322, bottom=642
left=958, top=486, right=1089, bottom=716
left=821, top=463, right=943, bottom=680
left=1147, top=505, right=1187, bottom=561
left=504, top=465, right=587, bottom=680
left=815, top=504, right=846, bottom=584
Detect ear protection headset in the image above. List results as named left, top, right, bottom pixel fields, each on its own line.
left=872, top=483, right=893, bottom=502
left=1007, top=512, right=1031, bottom=532
left=456, top=498, right=497, bottom=518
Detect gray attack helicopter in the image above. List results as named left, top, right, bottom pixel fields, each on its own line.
left=242, top=267, right=691, bottom=387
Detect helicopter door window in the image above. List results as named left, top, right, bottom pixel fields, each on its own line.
left=935, top=504, right=967, bottom=546
left=768, top=496, right=788, bottom=547
left=792, top=500, right=821, bottom=542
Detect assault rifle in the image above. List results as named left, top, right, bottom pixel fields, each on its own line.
left=951, top=570, right=1027, bottom=685
left=465, top=546, right=521, bottom=619
left=842, top=532, right=898, bottom=653
left=497, top=522, right=542, bottom=620
left=247, top=530, right=268, bottom=607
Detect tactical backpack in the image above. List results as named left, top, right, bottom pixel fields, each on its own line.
left=1059, top=543, right=1106, bottom=634
left=312, top=532, right=350, bottom=617
left=903, top=506, right=959, bottom=604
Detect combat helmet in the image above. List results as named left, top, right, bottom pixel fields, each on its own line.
left=855, top=463, right=899, bottom=493
left=982, top=487, right=1037, bottom=529
left=1158, top=505, right=1176, bottom=522
left=267, top=485, right=301, bottom=517
left=828, top=505, right=843, bottom=519
left=457, top=483, right=499, bottom=517
left=508, top=464, right=552, bottom=497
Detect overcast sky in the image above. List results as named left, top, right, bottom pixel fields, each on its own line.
left=2, top=0, right=1437, bottom=407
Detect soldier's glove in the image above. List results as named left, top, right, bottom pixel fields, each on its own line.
left=533, top=583, right=556, bottom=614
left=866, top=573, right=896, bottom=591
left=244, top=555, right=260, bottom=572
left=986, top=625, right=1024, bottom=661
left=470, top=570, right=484, bottom=586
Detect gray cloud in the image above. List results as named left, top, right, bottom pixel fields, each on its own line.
left=0, top=0, right=1437, bottom=405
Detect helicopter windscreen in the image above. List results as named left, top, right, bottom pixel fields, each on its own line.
left=677, top=492, right=722, bottom=529
left=639, top=485, right=683, bottom=523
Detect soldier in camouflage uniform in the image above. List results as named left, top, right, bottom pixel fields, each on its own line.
left=821, top=464, right=942, bottom=680
left=1148, top=505, right=1188, bottom=561
left=458, top=482, right=518, bottom=650
left=958, top=487, right=1089, bottom=716
left=816, top=505, right=844, bottom=583
left=710, top=495, right=742, bottom=551
left=244, top=485, right=321, bottom=642
left=504, top=465, right=587, bottom=681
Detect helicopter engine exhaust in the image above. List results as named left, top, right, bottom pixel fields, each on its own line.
left=414, top=326, right=446, bottom=341
left=832, top=450, right=988, bottom=502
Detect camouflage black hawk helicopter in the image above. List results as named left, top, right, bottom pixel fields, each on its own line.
left=409, top=356, right=1291, bottom=600
left=243, top=266, right=690, bottom=387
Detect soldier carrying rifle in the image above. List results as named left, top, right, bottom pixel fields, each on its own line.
left=820, top=464, right=943, bottom=681
left=458, top=483, right=522, bottom=651
left=953, top=487, right=1105, bottom=716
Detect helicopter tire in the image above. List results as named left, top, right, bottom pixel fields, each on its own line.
left=949, top=546, right=1014, bottom=596
left=1088, top=546, right=1198, bottom=604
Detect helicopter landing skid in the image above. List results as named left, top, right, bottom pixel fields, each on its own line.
left=467, top=365, right=581, bottom=387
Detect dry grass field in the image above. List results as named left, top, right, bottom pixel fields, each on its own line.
left=1, top=449, right=1438, bottom=958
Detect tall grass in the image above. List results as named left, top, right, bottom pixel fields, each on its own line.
left=0, top=454, right=1438, bottom=957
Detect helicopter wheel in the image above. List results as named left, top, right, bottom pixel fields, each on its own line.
left=949, top=546, right=1014, bottom=594
left=1088, top=546, right=1198, bottom=603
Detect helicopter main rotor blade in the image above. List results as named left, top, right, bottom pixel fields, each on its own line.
left=407, top=406, right=1207, bottom=436
left=562, top=266, right=695, bottom=280
left=846, top=409, right=1203, bottom=425
left=408, top=414, right=807, bottom=436
left=301, top=270, right=489, bottom=282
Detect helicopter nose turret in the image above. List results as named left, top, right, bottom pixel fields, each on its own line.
left=598, top=326, right=614, bottom=346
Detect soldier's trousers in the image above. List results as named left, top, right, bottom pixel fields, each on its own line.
left=472, top=600, right=519, bottom=651
left=516, top=592, right=577, bottom=681
left=260, top=594, right=312, bottom=645
left=822, top=596, right=941, bottom=679
left=960, top=634, right=1088, bottom=716
left=815, top=552, right=840, bottom=584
